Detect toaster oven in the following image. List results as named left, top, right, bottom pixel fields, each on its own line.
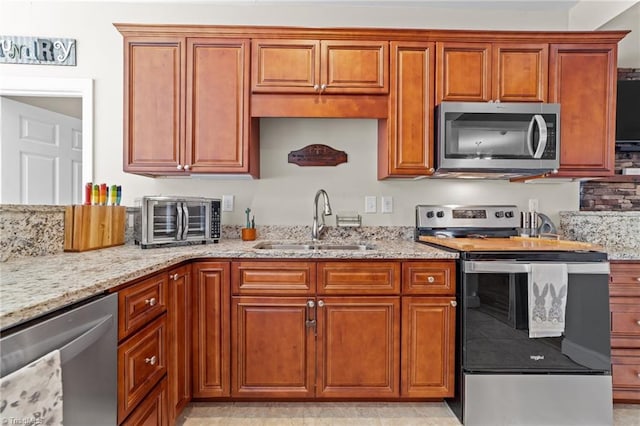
left=134, top=196, right=221, bottom=248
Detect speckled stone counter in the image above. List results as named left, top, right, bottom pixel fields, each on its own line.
left=559, top=211, right=640, bottom=260
left=0, top=238, right=455, bottom=331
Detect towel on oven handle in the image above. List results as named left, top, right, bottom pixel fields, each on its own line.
left=0, top=349, right=63, bottom=425
left=528, top=263, right=568, bottom=338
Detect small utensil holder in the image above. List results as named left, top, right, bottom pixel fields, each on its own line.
left=241, top=228, right=256, bottom=241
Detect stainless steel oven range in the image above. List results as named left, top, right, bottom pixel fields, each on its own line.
left=416, top=205, right=612, bottom=426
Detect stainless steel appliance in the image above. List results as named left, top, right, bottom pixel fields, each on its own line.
left=436, top=102, right=560, bottom=177
left=1, top=294, right=117, bottom=426
left=134, top=195, right=221, bottom=248
left=416, top=205, right=612, bottom=426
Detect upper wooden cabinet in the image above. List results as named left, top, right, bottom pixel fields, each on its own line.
left=251, top=39, right=389, bottom=94
left=549, top=43, right=618, bottom=177
left=379, top=42, right=436, bottom=178
left=436, top=42, right=548, bottom=104
left=120, top=32, right=258, bottom=177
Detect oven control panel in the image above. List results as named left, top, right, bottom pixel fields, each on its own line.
left=416, top=205, right=520, bottom=229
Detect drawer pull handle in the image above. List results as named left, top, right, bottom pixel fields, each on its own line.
left=144, top=356, right=157, bottom=366
left=145, top=298, right=157, bottom=307
left=451, top=300, right=457, bottom=307
left=428, top=276, right=435, bottom=283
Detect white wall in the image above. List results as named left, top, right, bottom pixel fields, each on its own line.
left=4, top=1, right=632, bottom=227
left=599, top=2, right=640, bottom=67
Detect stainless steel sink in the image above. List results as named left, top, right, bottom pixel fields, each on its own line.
left=253, top=242, right=375, bottom=251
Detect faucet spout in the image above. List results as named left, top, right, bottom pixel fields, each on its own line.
left=312, top=189, right=332, bottom=241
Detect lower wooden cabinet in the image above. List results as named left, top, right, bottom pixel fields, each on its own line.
left=121, top=378, right=169, bottom=426
left=167, top=265, right=191, bottom=423
left=192, top=261, right=231, bottom=398
left=609, top=261, right=640, bottom=403
left=401, top=296, right=455, bottom=397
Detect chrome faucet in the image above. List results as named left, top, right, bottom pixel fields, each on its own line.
left=311, top=189, right=332, bottom=241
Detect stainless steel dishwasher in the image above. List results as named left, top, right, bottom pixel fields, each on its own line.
left=1, top=293, right=117, bottom=426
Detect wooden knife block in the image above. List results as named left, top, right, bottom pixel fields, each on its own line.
left=64, top=205, right=126, bottom=252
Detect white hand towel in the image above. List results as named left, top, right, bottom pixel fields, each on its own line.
left=0, top=349, right=63, bottom=425
left=528, top=263, right=568, bottom=338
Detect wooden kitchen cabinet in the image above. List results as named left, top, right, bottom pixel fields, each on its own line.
left=251, top=39, right=388, bottom=94
left=316, top=296, right=400, bottom=398
left=166, top=265, right=191, bottom=423
left=379, top=42, right=436, bottom=178
left=436, top=41, right=548, bottom=104
left=231, top=296, right=315, bottom=397
left=549, top=43, right=618, bottom=177
left=118, top=272, right=168, bottom=341
left=121, top=378, right=168, bottom=426
left=609, top=261, right=640, bottom=403
left=401, top=261, right=456, bottom=398
left=119, top=28, right=258, bottom=177
left=192, top=261, right=231, bottom=398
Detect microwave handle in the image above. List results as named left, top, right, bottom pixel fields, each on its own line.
left=176, top=203, right=184, bottom=241
left=181, top=203, right=190, bottom=239
left=526, top=114, right=548, bottom=159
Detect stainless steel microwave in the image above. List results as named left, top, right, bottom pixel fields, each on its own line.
left=436, top=102, right=560, bottom=176
left=134, top=196, right=221, bottom=248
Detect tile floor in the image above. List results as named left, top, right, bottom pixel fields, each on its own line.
left=177, top=402, right=640, bottom=425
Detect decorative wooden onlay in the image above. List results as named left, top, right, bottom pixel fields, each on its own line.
left=288, top=144, right=347, bottom=167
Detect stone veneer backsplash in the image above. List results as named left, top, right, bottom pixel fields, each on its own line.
left=0, top=204, right=414, bottom=262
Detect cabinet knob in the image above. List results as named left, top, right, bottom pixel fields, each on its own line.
left=144, top=355, right=157, bottom=366
left=636, top=320, right=640, bottom=326
left=313, top=84, right=320, bottom=91
left=184, top=164, right=190, bottom=170
left=318, top=300, right=325, bottom=307
left=172, top=273, right=179, bottom=281
left=427, top=276, right=435, bottom=283
left=307, top=300, right=315, bottom=308
left=145, top=298, right=157, bottom=307
left=428, top=168, right=435, bottom=174
left=176, top=164, right=183, bottom=170
left=320, top=84, right=327, bottom=91
left=635, top=277, right=640, bottom=282
left=450, top=300, right=457, bottom=307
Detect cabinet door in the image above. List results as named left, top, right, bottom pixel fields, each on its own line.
left=251, top=39, right=320, bottom=93
left=379, top=42, right=435, bottom=178
left=123, top=36, right=185, bottom=174
left=493, top=43, right=548, bottom=102
left=321, top=40, right=389, bottom=94
left=232, top=296, right=315, bottom=398
left=316, top=296, right=400, bottom=398
left=549, top=43, right=617, bottom=177
left=610, top=262, right=640, bottom=298
left=192, top=262, right=230, bottom=398
left=401, top=297, right=455, bottom=398
left=436, top=42, right=492, bottom=103
left=186, top=38, right=254, bottom=174
left=167, top=265, right=191, bottom=423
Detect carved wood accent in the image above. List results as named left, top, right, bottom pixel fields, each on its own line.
left=288, top=144, right=347, bottom=167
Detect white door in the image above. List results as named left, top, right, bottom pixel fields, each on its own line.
left=0, top=97, right=83, bottom=205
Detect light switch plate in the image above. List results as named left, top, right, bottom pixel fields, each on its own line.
left=222, top=195, right=234, bottom=212
left=365, top=196, right=377, bottom=213
left=381, top=196, right=393, bottom=213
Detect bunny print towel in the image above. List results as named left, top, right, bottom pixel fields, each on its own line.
left=528, top=263, right=568, bottom=338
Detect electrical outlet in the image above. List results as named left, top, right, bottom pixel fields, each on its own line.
left=222, top=195, right=234, bottom=212
left=365, top=196, right=377, bottom=213
left=381, top=196, right=393, bottom=213
left=528, top=198, right=539, bottom=212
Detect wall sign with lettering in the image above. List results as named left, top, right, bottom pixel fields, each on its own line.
left=0, top=36, right=76, bottom=66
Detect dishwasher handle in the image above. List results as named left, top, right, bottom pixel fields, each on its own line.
left=59, top=314, right=114, bottom=365
left=463, top=261, right=610, bottom=275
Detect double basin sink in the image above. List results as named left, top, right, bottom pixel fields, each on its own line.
left=253, top=242, right=376, bottom=251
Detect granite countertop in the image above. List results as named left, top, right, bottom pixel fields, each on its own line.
left=0, top=238, right=455, bottom=331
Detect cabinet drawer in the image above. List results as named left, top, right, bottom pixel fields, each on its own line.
left=610, top=297, right=640, bottom=348
left=318, top=261, right=400, bottom=295
left=232, top=261, right=316, bottom=295
left=118, top=315, right=167, bottom=424
left=121, top=377, right=168, bottom=426
left=402, top=261, right=456, bottom=295
left=118, top=273, right=168, bottom=340
left=612, top=349, right=640, bottom=402
left=610, top=262, right=640, bottom=297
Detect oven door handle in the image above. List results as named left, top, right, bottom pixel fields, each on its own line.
left=464, top=261, right=610, bottom=275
